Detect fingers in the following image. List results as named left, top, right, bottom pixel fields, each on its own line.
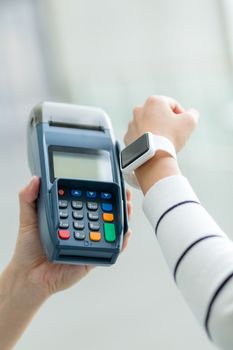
left=185, top=108, right=200, bottom=124
left=145, top=95, right=185, bottom=114
left=181, top=108, right=200, bottom=130
left=19, top=176, right=40, bottom=229
left=127, top=201, right=133, bottom=221
left=146, top=95, right=199, bottom=122
left=120, top=189, right=133, bottom=252
left=126, top=189, right=132, bottom=202
left=133, top=104, right=142, bottom=117
left=126, top=189, right=132, bottom=220
left=158, top=95, right=185, bottom=114
left=124, top=121, right=138, bottom=146
left=121, top=229, right=132, bottom=252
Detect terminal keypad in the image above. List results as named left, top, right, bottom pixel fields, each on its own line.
left=57, top=188, right=117, bottom=244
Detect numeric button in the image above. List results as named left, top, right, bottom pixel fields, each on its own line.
left=74, top=232, right=86, bottom=240
left=73, top=211, right=84, bottom=220
left=88, top=212, right=99, bottom=221
left=87, top=202, right=98, bottom=211
left=59, top=200, right=68, bottom=209
left=59, top=221, right=69, bottom=229
left=59, top=210, right=68, bottom=219
left=72, top=201, right=83, bottom=210
left=89, top=222, right=100, bottom=231
left=73, top=221, right=85, bottom=230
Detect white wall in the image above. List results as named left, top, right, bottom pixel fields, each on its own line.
left=48, top=0, right=231, bottom=124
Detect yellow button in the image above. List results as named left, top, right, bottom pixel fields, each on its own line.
left=90, top=232, right=101, bottom=241
left=103, top=213, right=114, bottom=222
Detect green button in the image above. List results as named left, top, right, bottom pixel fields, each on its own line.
left=104, top=223, right=116, bottom=242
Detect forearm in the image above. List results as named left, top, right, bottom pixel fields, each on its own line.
left=135, top=153, right=180, bottom=194
left=0, top=263, right=48, bottom=350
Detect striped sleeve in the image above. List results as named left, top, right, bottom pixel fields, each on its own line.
left=142, top=175, right=233, bottom=350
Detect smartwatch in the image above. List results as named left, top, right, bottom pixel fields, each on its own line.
left=120, top=132, right=176, bottom=189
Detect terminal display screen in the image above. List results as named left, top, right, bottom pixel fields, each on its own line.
left=52, top=149, right=113, bottom=182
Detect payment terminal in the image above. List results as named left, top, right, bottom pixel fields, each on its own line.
left=27, top=102, right=128, bottom=266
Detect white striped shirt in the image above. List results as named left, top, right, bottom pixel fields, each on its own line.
left=142, top=175, right=233, bottom=350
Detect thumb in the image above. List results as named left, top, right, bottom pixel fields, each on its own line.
left=18, top=176, right=40, bottom=229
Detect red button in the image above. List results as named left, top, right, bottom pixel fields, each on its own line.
left=58, top=230, right=70, bottom=240
left=58, top=189, right=65, bottom=196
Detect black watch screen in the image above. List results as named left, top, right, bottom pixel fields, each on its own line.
left=121, top=133, right=150, bottom=169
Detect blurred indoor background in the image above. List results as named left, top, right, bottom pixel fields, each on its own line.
left=1, top=0, right=233, bottom=349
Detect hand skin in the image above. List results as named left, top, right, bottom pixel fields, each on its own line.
left=124, top=95, right=199, bottom=194
left=0, top=177, right=132, bottom=350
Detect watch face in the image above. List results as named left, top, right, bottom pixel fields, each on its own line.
left=121, top=133, right=150, bottom=169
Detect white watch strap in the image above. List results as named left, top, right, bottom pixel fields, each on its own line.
left=151, top=134, right=177, bottom=160
left=123, top=133, right=177, bottom=189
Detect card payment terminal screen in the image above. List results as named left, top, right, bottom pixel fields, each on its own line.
left=53, top=150, right=113, bottom=182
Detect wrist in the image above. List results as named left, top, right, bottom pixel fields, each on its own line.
left=0, top=263, right=48, bottom=350
left=135, top=151, right=181, bottom=194
left=1, top=262, right=49, bottom=307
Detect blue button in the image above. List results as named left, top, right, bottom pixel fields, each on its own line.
left=101, top=192, right=112, bottom=200
left=102, top=203, right=113, bottom=212
left=71, top=190, right=82, bottom=198
left=86, top=191, right=97, bottom=199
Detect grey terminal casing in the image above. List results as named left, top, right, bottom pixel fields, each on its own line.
left=27, top=102, right=128, bottom=266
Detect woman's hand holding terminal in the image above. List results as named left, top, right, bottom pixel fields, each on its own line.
left=0, top=177, right=132, bottom=350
